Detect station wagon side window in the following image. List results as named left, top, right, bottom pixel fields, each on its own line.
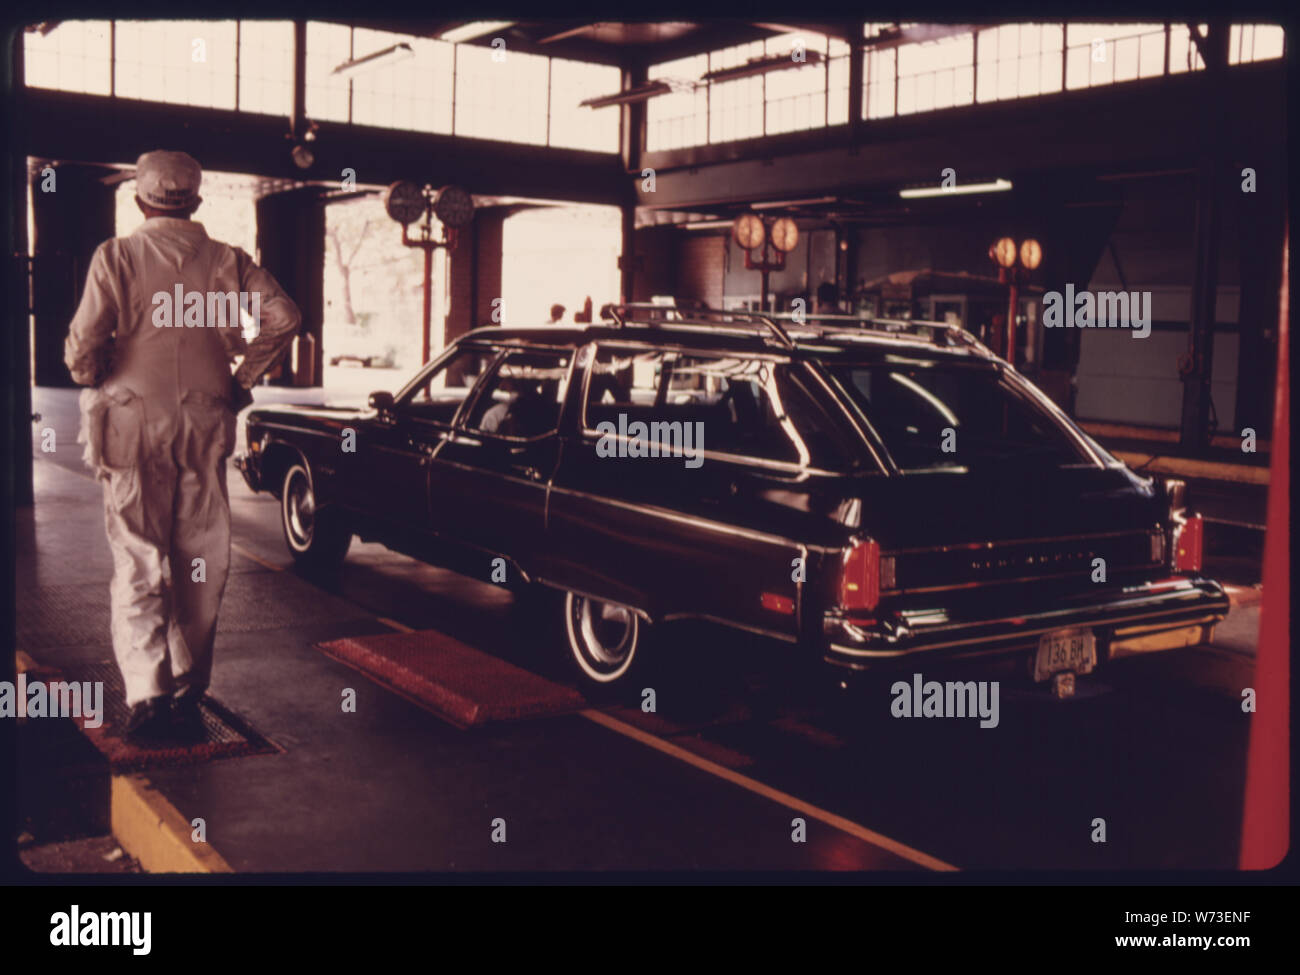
left=581, top=348, right=856, bottom=471
left=583, top=347, right=672, bottom=428
left=397, top=345, right=498, bottom=425
left=462, top=349, right=573, bottom=439
left=663, top=355, right=804, bottom=465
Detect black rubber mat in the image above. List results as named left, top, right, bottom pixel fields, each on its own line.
left=30, top=658, right=281, bottom=773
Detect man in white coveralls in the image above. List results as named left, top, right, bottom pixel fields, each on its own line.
left=64, top=150, right=301, bottom=742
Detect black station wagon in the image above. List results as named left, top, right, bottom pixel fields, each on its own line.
left=235, top=304, right=1229, bottom=692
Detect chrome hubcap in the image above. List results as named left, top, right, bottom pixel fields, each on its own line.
left=286, top=473, right=315, bottom=545
left=575, top=597, right=634, bottom=669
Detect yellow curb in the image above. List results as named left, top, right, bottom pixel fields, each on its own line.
left=111, top=774, right=233, bottom=873
left=1112, top=451, right=1270, bottom=486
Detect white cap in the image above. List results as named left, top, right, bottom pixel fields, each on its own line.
left=135, top=150, right=202, bottom=210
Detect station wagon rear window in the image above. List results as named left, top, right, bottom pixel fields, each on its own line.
left=826, top=362, right=1091, bottom=472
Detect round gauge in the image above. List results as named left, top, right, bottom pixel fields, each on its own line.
left=990, top=236, right=1017, bottom=268
left=732, top=213, right=765, bottom=250
left=1019, top=238, right=1042, bottom=270
left=434, top=185, right=475, bottom=229
left=383, top=181, right=426, bottom=225
left=770, top=217, right=799, bottom=253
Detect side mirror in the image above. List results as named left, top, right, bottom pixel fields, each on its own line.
left=368, top=391, right=394, bottom=412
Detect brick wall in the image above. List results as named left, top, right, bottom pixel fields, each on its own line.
left=678, top=234, right=726, bottom=307
left=446, top=207, right=506, bottom=347
left=630, top=227, right=726, bottom=306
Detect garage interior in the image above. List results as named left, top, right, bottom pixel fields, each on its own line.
left=5, top=19, right=1287, bottom=874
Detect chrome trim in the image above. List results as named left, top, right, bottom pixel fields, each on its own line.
left=392, top=342, right=501, bottom=406
left=886, top=562, right=1165, bottom=596
left=828, top=602, right=1227, bottom=659
left=802, top=360, right=892, bottom=475
left=808, top=361, right=897, bottom=475
left=1000, top=367, right=1110, bottom=468
left=533, top=578, right=650, bottom=622
left=886, top=527, right=1161, bottom=556
left=574, top=430, right=839, bottom=478
left=253, top=422, right=352, bottom=439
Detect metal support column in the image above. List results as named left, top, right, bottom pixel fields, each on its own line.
left=1179, top=22, right=1230, bottom=449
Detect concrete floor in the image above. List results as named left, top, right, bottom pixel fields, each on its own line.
left=16, top=386, right=1264, bottom=872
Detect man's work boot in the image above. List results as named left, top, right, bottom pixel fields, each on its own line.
left=125, top=697, right=172, bottom=744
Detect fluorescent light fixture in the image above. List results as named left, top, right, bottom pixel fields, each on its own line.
left=702, top=50, right=823, bottom=84
left=331, top=43, right=414, bottom=77
left=752, top=196, right=837, bottom=210
left=899, top=178, right=1012, bottom=199
left=440, top=21, right=515, bottom=44
left=580, top=80, right=673, bottom=109
left=683, top=220, right=736, bottom=230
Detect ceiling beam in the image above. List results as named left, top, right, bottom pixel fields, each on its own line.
left=752, top=22, right=857, bottom=44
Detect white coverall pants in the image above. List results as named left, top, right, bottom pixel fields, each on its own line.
left=81, top=385, right=235, bottom=707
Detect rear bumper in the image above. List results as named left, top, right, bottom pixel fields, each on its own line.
left=822, top=577, right=1229, bottom=673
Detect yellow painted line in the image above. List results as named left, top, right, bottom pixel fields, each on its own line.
left=231, top=541, right=286, bottom=573
left=1080, top=422, right=1271, bottom=453
left=1225, top=585, right=1265, bottom=609
left=375, top=617, right=415, bottom=633
left=1082, top=421, right=1179, bottom=444
left=110, top=775, right=233, bottom=873
left=579, top=707, right=958, bottom=871
left=1113, top=451, right=1270, bottom=486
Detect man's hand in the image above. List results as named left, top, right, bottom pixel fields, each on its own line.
left=229, top=376, right=254, bottom=413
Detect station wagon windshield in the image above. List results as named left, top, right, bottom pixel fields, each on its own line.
left=826, top=363, right=1091, bottom=472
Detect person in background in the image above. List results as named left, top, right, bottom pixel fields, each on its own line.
left=815, top=281, right=840, bottom=316
left=64, top=150, right=301, bottom=744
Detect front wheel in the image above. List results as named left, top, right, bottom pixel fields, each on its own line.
left=280, top=461, right=351, bottom=571
left=563, top=591, right=645, bottom=689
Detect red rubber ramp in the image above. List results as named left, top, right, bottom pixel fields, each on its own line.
left=315, top=631, right=586, bottom=729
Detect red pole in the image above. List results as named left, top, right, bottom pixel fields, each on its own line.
left=421, top=243, right=433, bottom=365
left=1240, top=225, right=1289, bottom=869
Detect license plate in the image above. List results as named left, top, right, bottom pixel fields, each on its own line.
left=1033, top=628, right=1097, bottom=682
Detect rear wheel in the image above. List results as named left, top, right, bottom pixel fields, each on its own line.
left=563, top=591, right=644, bottom=689
left=280, top=462, right=351, bottom=570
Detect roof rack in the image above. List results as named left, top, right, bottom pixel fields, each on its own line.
left=600, top=303, right=796, bottom=350
left=598, top=303, right=994, bottom=358
left=766, top=311, right=995, bottom=357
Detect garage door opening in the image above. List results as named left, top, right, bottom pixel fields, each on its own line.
left=501, top=205, right=621, bottom=326
left=322, top=193, right=444, bottom=400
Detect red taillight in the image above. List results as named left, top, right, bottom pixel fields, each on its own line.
left=1173, top=513, right=1204, bottom=573
left=841, top=539, right=880, bottom=611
